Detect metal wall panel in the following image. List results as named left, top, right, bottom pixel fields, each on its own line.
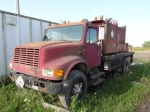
left=0, top=10, right=57, bottom=76
left=5, top=14, right=18, bottom=74
left=19, top=17, right=30, bottom=44
left=31, top=20, right=41, bottom=42
left=0, top=12, right=4, bottom=75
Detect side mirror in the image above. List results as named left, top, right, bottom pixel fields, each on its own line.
left=98, top=27, right=105, bottom=40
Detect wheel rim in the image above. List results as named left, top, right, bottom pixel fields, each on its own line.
left=72, top=79, right=84, bottom=98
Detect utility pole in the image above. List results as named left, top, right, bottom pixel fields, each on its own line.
left=16, top=0, right=20, bottom=45
left=16, top=0, right=20, bottom=14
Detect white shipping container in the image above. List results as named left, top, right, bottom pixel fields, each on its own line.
left=0, top=10, right=57, bottom=75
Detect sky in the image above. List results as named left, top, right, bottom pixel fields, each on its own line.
left=0, top=0, right=150, bottom=47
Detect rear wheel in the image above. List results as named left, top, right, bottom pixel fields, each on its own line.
left=122, top=58, right=129, bottom=74
left=59, top=70, right=87, bottom=108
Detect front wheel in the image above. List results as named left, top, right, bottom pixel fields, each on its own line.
left=59, top=70, right=87, bottom=108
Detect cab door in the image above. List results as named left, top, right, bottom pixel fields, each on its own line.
left=85, top=28, right=101, bottom=67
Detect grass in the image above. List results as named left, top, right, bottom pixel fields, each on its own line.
left=0, top=82, right=54, bottom=112
left=131, top=47, right=150, bottom=52
left=0, top=60, right=150, bottom=112
left=70, top=61, right=150, bottom=112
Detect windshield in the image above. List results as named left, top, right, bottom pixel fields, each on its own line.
left=43, top=25, right=83, bottom=41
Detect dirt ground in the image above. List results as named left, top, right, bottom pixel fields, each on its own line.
left=136, top=96, right=150, bottom=112
left=134, top=51, right=150, bottom=60
left=134, top=51, right=150, bottom=112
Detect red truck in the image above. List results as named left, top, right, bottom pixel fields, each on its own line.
left=9, top=16, right=134, bottom=108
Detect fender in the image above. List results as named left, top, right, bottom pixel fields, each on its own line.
left=43, top=55, right=89, bottom=80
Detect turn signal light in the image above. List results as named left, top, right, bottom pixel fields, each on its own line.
left=54, top=70, right=64, bottom=77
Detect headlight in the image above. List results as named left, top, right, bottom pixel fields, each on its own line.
left=42, top=69, right=64, bottom=77
left=9, top=62, right=13, bottom=71
left=42, top=69, right=53, bottom=77
left=9, top=62, right=12, bottom=69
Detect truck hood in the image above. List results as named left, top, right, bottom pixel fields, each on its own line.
left=16, top=41, right=74, bottom=49
left=13, top=40, right=83, bottom=80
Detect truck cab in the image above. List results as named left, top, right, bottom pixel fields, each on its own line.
left=9, top=16, right=134, bottom=108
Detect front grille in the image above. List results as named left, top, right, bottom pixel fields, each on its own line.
left=14, top=48, right=40, bottom=67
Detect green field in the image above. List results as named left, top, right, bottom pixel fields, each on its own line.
left=0, top=60, right=150, bottom=112
left=131, top=47, right=150, bottom=52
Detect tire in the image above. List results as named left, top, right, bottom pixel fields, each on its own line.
left=122, top=58, right=129, bottom=74
left=59, top=70, right=87, bottom=108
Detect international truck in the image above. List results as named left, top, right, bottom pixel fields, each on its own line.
left=9, top=16, right=134, bottom=108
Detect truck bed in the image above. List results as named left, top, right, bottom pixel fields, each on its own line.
left=102, top=52, right=134, bottom=60
left=101, top=51, right=134, bottom=71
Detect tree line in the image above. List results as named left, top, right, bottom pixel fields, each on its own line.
left=143, top=41, right=150, bottom=48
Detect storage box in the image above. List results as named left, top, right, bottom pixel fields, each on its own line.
left=102, top=22, right=126, bottom=54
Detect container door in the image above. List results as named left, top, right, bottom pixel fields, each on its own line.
left=85, top=28, right=101, bottom=67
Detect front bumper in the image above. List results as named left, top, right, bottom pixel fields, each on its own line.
left=10, top=72, right=63, bottom=94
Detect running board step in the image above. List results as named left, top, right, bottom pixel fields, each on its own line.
left=91, top=78, right=105, bottom=86
left=90, top=72, right=105, bottom=79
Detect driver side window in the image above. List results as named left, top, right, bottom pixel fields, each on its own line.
left=86, top=28, right=97, bottom=43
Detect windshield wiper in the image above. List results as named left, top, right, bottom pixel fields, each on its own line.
left=45, top=38, right=53, bottom=41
